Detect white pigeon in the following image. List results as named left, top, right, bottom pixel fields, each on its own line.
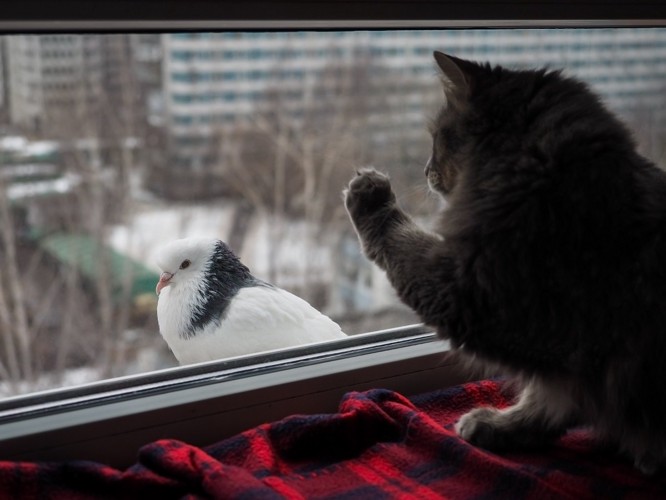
left=155, top=237, right=347, bottom=365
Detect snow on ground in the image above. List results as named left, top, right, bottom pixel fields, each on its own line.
left=109, top=201, right=238, bottom=272
left=239, top=214, right=334, bottom=287
left=7, top=173, right=81, bottom=200
left=0, top=366, right=102, bottom=398
left=109, top=201, right=335, bottom=288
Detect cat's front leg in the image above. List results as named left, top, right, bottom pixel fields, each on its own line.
left=344, top=168, right=453, bottom=329
left=344, top=168, right=416, bottom=269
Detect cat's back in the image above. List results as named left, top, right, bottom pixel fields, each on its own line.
left=443, top=69, right=641, bottom=238
left=437, top=65, right=666, bottom=372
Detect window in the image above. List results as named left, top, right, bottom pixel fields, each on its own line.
left=0, top=0, right=665, bottom=467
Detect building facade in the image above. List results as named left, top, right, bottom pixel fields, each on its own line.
left=161, top=28, right=666, bottom=173
left=5, top=35, right=103, bottom=138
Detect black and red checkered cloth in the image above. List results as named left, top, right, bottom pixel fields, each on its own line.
left=1, top=379, right=664, bottom=499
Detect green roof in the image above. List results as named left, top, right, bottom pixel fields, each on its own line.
left=39, top=233, right=159, bottom=302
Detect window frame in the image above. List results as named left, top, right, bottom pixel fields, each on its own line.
left=0, top=326, right=464, bottom=468
left=1, top=1, right=666, bottom=31
left=1, top=0, right=665, bottom=468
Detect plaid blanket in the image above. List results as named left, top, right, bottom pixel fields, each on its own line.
left=0, top=380, right=664, bottom=499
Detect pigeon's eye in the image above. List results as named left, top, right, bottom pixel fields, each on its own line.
left=179, top=259, right=191, bottom=270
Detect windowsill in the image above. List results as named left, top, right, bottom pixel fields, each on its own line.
left=0, top=324, right=470, bottom=468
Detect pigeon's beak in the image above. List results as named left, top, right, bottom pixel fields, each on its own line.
left=156, top=272, right=174, bottom=295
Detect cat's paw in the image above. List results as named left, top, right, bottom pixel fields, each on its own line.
left=344, top=168, right=396, bottom=221
left=455, top=407, right=505, bottom=450
left=634, top=454, right=661, bottom=476
left=630, top=445, right=666, bottom=475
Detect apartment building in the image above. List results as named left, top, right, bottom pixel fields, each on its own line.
left=5, top=35, right=103, bottom=137
left=162, top=28, right=666, bottom=174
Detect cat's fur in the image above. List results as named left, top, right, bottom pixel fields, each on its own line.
left=344, top=51, right=666, bottom=474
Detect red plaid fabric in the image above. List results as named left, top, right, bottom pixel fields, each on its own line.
left=0, top=380, right=664, bottom=499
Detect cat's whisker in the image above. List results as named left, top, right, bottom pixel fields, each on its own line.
left=396, top=182, right=440, bottom=215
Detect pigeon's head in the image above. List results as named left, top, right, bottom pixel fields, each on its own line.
left=155, top=237, right=220, bottom=295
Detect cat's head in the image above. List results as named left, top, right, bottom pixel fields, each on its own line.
left=426, top=51, right=621, bottom=200
left=426, top=51, right=490, bottom=197
left=427, top=52, right=576, bottom=198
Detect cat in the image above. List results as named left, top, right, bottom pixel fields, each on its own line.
left=344, top=51, right=666, bottom=474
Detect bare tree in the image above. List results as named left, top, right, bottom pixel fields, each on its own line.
left=0, top=179, right=33, bottom=389
left=213, top=57, right=385, bottom=301
left=210, top=55, right=436, bottom=302
left=0, top=34, right=161, bottom=395
left=623, top=96, right=666, bottom=171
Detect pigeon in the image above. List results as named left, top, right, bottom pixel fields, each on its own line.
left=155, top=237, right=347, bottom=365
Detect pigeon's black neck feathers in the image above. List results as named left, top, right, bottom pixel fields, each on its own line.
left=187, top=241, right=269, bottom=336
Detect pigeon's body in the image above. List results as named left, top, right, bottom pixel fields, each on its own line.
left=156, top=238, right=346, bottom=364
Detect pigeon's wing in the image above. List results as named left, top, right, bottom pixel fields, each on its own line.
left=271, top=287, right=347, bottom=340
left=220, top=285, right=346, bottom=354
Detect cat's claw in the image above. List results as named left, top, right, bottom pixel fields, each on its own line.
left=344, top=168, right=396, bottom=219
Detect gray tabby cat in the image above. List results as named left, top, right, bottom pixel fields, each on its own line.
left=344, top=51, right=666, bottom=474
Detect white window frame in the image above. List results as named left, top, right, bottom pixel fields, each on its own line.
left=0, top=0, right=665, bottom=469
left=1, top=326, right=462, bottom=467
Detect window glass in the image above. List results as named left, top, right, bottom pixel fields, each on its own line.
left=1, top=28, right=665, bottom=396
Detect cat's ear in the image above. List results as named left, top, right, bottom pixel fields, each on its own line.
left=433, top=51, right=472, bottom=102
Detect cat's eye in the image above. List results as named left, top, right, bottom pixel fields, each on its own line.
left=180, top=259, right=191, bottom=270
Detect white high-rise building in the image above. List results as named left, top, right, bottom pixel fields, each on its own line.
left=161, top=31, right=384, bottom=169
left=161, top=28, right=666, bottom=173
left=5, top=35, right=103, bottom=137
